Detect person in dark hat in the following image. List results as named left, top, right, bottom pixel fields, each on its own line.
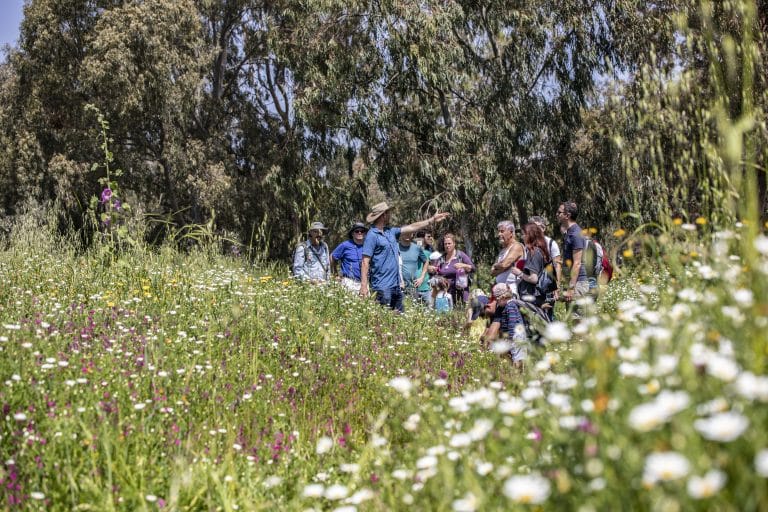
left=360, top=202, right=450, bottom=312
left=292, top=221, right=331, bottom=284
left=330, top=221, right=368, bottom=292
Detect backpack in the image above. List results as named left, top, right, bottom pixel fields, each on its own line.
left=543, top=239, right=557, bottom=284
left=583, top=239, right=604, bottom=279
left=598, top=242, right=613, bottom=282
left=536, top=266, right=557, bottom=297
left=583, top=239, right=613, bottom=282
left=535, top=249, right=558, bottom=299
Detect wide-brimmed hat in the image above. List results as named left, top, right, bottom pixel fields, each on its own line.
left=366, top=202, right=391, bottom=224
left=348, top=221, right=368, bottom=238
left=308, top=221, right=328, bottom=233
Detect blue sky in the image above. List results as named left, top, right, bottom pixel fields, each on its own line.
left=0, top=0, right=25, bottom=49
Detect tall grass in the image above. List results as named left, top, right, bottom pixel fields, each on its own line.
left=1, top=202, right=767, bottom=510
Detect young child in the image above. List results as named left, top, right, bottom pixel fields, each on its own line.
left=430, top=276, right=453, bottom=314
left=465, top=289, right=489, bottom=341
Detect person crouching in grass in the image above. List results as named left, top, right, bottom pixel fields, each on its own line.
left=465, top=289, right=490, bottom=341
left=483, top=283, right=528, bottom=369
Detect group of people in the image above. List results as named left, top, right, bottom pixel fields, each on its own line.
left=292, top=200, right=606, bottom=365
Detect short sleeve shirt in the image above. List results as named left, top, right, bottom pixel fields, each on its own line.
left=331, top=240, right=364, bottom=280
left=362, top=226, right=402, bottom=291
left=563, top=224, right=587, bottom=282
left=546, top=236, right=561, bottom=260
left=518, top=247, right=544, bottom=300
left=399, top=242, right=427, bottom=287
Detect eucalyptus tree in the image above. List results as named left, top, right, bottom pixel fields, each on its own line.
left=0, top=0, right=110, bottom=217
left=603, top=0, right=768, bottom=226
left=334, top=0, right=636, bottom=258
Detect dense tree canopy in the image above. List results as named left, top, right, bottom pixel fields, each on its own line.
left=0, top=0, right=766, bottom=259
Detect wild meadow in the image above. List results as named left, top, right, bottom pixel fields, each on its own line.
left=1, top=213, right=767, bottom=511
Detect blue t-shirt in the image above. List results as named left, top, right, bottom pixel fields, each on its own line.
left=362, top=226, right=402, bottom=291
left=399, top=242, right=427, bottom=288
left=331, top=240, right=364, bottom=280
left=563, top=223, right=587, bottom=282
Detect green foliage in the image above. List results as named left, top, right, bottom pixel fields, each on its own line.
left=0, top=0, right=766, bottom=260
left=606, top=0, right=768, bottom=228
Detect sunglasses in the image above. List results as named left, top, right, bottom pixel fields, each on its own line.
left=353, top=229, right=366, bottom=234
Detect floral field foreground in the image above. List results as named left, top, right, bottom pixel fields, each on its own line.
left=1, top=226, right=768, bottom=510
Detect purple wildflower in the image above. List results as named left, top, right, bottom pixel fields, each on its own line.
left=100, top=188, right=112, bottom=203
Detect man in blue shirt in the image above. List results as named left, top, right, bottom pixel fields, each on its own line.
left=557, top=201, right=590, bottom=316
left=360, top=202, right=449, bottom=312
left=330, top=221, right=368, bottom=292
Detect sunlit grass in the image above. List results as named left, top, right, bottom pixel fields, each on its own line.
left=1, top=220, right=767, bottom=510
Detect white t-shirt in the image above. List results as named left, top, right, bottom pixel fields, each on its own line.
left=545, top=236, right=561, bottom=260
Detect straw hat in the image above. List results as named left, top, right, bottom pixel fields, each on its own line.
left=366, top=202, right=391, bottom=223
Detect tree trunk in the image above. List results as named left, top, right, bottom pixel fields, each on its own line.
left=459, top=216, right=474, bottom=258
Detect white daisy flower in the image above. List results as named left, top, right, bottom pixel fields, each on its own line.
left=339, top=463, right=360, bottom=474
left=687, top=470, right=727, bottom=499
left=345, top=488, right=374, bottom=505
left=416, top=455, right=438, bottom=470
left=475, top=461, right=493, bottom=476
left=391, top=469, right=411, bottom=481
left=643, top=452, right=690, bottom=485
left=449, top=433, right=472, bottom=448
left=733, top=288, right=754, bottom=306
left=388, top=377, right=413, bottom=397
left=452, top=491, right=478, bottom=512
left=755, top=450, right=768, bottom=477
left=653, top=354, right=679, bottom=376
left=468, top=418, right=494, bottom=441
left=324, top=484, right=349, bottom=500
left=734, top=372, right=768, bottom=402
left=498, top=398, right=527, bottom=415
left=628, top=402, right=668, bottom=432
left=696, top=397, right=729, bottom=416
left=754, top=235, right=768, bottom=256
left=503, top=474, right=551, bottom=504
left=302, top=483, right=325, bottom=498
left=403, top=413, right=420, bottom=431
left=655, top=390, right=690, bottom=416
left=694, top=411, right=749, bottom=442
left=704, top=354, right=740, bottom=382
left=543, top=322, right=571, bottom=343
left=315, top=436, right=333, bottom=455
